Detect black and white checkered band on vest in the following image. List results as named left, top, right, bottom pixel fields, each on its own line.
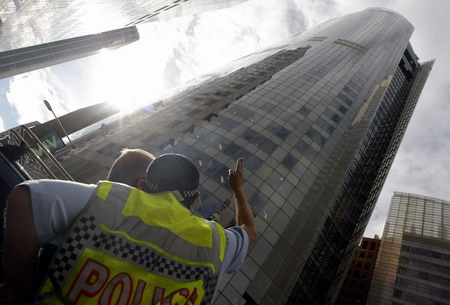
left=39, top=181, right=226, bottom=305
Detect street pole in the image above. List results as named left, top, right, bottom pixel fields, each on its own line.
left=43, top=100, right=75, bottom=149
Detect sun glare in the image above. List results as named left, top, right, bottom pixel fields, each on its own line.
left=87, top=36, right=173, bottom=116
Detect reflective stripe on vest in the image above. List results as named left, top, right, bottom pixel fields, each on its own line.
left=38, top=181, right=226, bottom=305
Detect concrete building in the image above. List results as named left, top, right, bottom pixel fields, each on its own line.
left=336, top=237, right=381, bottom=305
left=367, top=193, right=450, bottom=305
left=2, top=7, right=433, bottom=305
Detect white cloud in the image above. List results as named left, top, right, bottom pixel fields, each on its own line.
left=5, top=65, right=99, bottom=124
left=7, top=69, right=60, bottom=125
left=2, top=0, right=448, bottom=241
left=264, top=0, right=450, bottom=239
left=358, top=1, right=450, bottom=238
left=0, top=0, right=306, bottom=125
left=141, top=0, right=296, bottom=81
left=285, top=0, right=450, bottom=239
left=117, top=0, right=310, bottom=102
left=292, top=0, right=339, bottom=26
left=0, top=116, right=4, bottom=132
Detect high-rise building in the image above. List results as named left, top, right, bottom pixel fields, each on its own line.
left=0, top=0, right=248, bottom=51
left=367, top=193, right=450, bottom=305
left=336, top=237, right=381, bottom=305
left=0, top=26, right=139, bottom=79
left=3, top=7, right=434, bottom=305
left=0, top=0, right=248, bottom=78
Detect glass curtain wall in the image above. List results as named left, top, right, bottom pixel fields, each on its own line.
left=368, top=193, right=450, bottom=305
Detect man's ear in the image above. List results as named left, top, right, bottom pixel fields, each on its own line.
left=137, top=178, right=146, bottom=191
left=189, top=192, right=200, bottom=208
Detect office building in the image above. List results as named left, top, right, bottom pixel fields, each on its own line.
left=0, top=0, right=247, bottom=78
left=0, top=0, right=248, bottom=51
left=0, top=26, right=139, bottom=79
left=336, top=237, right=381, bottom=305
left=3, top=7, right=433, bottom=305
left=367, top=193, right=450, bottom=305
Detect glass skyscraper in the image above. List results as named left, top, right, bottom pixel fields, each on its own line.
left=0, top=0, right=247, bottom=78
left=139, top=8, right=431, bottom=304
left=0, top=0, right=247, bottom=51
left=4, top=7, right=434, bottom=305
left=367, top=193, right=450, bottom=305
left=0, top=26, right=139, bottom=79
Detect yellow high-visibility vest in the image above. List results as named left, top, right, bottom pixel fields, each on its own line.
left=37, top=181, right=226, bottom=305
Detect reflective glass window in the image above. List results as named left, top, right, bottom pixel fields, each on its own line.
left=200, top=196, right=221, bottom=218
left=223, top=142, right=241, bottom=156
left=278, top=179, right=295, bottom=198
left=259, top=200, right=279, bottom=223
left=250, top=191, right=269, bottom=213
left=306, top=128, right=327, bottom=147
left=299, top=106, right=311, bottom=116
left=261, top=139, right=278, bottom=154
left=245, top=155, right=264, bottom=172
left=282, top=153, right=297, bottom=168
left=275, top=127, right=290, bottom=140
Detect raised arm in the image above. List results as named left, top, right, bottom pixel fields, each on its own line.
left=228, top=158, right=256, bottom=248
left=0, top=186, right=40, bottom=304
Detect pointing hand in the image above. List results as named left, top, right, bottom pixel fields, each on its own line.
left=228, top=157, right=244, bottom=191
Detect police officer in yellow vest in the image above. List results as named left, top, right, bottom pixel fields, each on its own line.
left=1, top=154, right=255, bottom=305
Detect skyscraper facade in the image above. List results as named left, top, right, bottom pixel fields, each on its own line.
left=4, top=7, right=433, bottom=305
left=0, top=0, right=247, bottom=51
left=0, top=26, right=139, bottom=79
left=0, top=0, right=247, bottom=78
left=367, top=193, right=450, bottom=305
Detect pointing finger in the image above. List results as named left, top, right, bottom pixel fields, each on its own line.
left=238, top=157, right=244, bottom=172
left=235, top=158, right=241, bottom=172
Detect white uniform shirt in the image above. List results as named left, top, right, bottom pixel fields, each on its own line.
left=21, top=179, right=248, bottom=294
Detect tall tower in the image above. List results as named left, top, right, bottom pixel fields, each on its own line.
left=143, top=8, right=430, bottom=304
left=367, top=193, right=450, bottom=305
left=0, top=0, right=248, bottom=78
left=0, top=26, right=139, bottom=79
left=9, top=7, right=433, bottom=305
left=0, top=0, right=248, bottom=51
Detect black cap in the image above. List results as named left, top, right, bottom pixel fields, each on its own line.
left=144, top=153, right=199, bottom=199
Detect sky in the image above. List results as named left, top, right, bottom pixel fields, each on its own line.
left=0, top=0, right=449, bottom=238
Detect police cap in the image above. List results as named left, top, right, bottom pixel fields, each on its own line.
left=144, top=153, right=199, bottom=199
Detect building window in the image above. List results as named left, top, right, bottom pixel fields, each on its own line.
left=362, top=240, right=368, bottom=249
left=243, top=292, right=258, bottom=305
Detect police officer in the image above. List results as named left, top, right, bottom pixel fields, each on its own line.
left=1, top=154, right=255, bottom=304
